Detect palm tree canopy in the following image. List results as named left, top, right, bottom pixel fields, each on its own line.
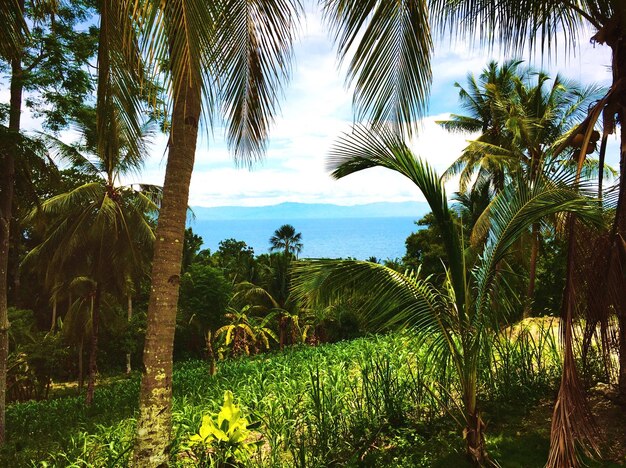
left=429, top=1, right=616, bottom=55
left=269, top=224, right=303, bottom=256
left=440, top=62, right=604, bottom=193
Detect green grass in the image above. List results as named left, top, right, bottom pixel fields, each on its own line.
left=0, top=326, right=601, bottom=467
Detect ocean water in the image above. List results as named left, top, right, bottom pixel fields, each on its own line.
left=190, top=217, right=420, bottom=260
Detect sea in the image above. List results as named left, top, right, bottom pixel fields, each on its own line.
left=190, top=217, right=420, bottom=260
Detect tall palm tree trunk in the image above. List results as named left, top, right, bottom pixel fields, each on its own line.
left=85, top=286, right=101, bottom=405
left=606, top=11, right=626, bottom=398
left=0, top=0, right=24, bottom=441
left=78, top=336, right=84, bottom=391
left=126, top=294, right=132, bottom=374
left=133, top=77, right=201, bottom=466
left=524, top=223, right=539, bottom=318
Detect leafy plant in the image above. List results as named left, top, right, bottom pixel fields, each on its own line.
left=187, top=390, right=260, bottom=466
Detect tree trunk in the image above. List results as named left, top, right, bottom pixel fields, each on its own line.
left=126, top=294, right=132, bottom=375
left=608, top=12, right=626, bottom=400
left=463, top=381, right=489, bottom=466
left=78, top=336, right=84, bottom=391
left=524, top=223, right=539, bottom=319
left=132, top=76, right=201, bottom=466
left=279, top=314, right=286, bottom=350
left=465, top=410, right=488, bottom=465
left=0, top=1, right=24, bottom=442
left=50, top=296, right=57, bottom=331
left=85, top=287, right=100, bottom=406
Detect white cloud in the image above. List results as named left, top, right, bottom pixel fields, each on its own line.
left=7, top=11, right=616, bottom=208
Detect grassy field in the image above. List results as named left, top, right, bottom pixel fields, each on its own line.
left=1, top=326, right=622, bottom=467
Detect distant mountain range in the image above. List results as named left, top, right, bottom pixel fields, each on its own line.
left=190, top=201, right=430, bottom=221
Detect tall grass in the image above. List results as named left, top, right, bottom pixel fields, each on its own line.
left=2, top=322, right=595, bottom=467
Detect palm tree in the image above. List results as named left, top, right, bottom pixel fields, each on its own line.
left=23, top=0, right=155, bottom=405
left=438, top=59, right=523, bottom=193
left=441, top=63, right=603, bottom=318
left=292, top=125, right=602, bottom=465
left=131, top=2, right=300, bottom=463
left=270, top=224, right=303, bottom=257
left=130, top=0, right=447, bottom=463
left=430, top=5, right=626, bottom=462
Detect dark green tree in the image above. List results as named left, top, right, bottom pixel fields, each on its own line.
left=0, top=0, right=99, bottom=442
left=403, top=213, right=448, bottom=279
left=181, top=228, right=204, bottom=273
left=177, top=264, right=231, bottom=358
left=214, top=239, right=256, bottom=284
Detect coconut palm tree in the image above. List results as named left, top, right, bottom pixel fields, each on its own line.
left=130, top=0, right=447, bottom=463
left=270, top=224, right=303, bottom=257
left=441, top=63, right=603, bottom=318
left=22, top=0, right=156, bottom=406
left=292, top=125, right=602, bottom=465
left=430, top=1, right=626, bottom=445
left=131, top=2, right=300, bottom=463
left=438, top=59, right=523, bottom=193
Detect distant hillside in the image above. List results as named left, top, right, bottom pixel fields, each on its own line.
left=190, top=201, right=430, bottom=221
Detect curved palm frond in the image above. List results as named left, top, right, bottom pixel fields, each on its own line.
left=328, top=124, right=466, bottom=315
left=429, top=0, right=602, bottom=55
left=324, top=0, right=431, bottom=134
left=473, top=168, right=604, bottom=320
left=292, top=259, right=445, bottom=335
left=0, top=0, right=26, bottom=61
left=217, top=0, right=300, bottom=163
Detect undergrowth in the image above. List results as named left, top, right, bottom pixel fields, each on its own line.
left=1, top=321, right=599, bottom=467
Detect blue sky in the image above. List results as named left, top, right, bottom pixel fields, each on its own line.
left=5, top=7, right=617, bottom=208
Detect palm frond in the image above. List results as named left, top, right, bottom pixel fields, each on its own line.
left=0, top=0, right=26, bottom=61
left=328, top=124, right=466, bottom=314
left=429, top=0, right=600, bottom=56
left=138, top=0, right=220, bottom=127
left=474, top=168, right=604, bottom=320
left=217, top=0, right=300, bottom=163
left=324, top=0, right=431, bottom=134
left=292, top=259, right=443, bottom=334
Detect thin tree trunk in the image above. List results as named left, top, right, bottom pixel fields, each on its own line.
left=85, top=287, right=100, bottom=406
left=0, top=0, right=24, bottom=442
left=524, top=223, right=539, bottom=319
left=609, top=14, right=626, bottom=399
left=132, top=75, right=201, bottom=466
left=78, top=336, right=84, bottom=391
left=463, top=377, right=489, bottom=465
left=279, top=314, right=286, bottom=350
left=50, top=296, right=57, bottom=331
left=126, top=294, right=132, bottom=375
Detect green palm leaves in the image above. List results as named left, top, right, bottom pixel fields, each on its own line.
left=0, top=0, right=26, bottom=61
left=329, top=125, right=466, bottom=315
left=438, top=61, right=604, bottom=193
left=294, top=124, right=603, bottom=464
left=325, top=0, right=431, bottom=133
left=269, top=224, right=303, bottom=257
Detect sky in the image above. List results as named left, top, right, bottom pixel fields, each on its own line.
left=6, top=6, right=617, bottom=208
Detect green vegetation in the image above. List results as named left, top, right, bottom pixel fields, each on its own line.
left=2, top=326, right=585, bottom=467
left=2, top=0, right=626, bottom=465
